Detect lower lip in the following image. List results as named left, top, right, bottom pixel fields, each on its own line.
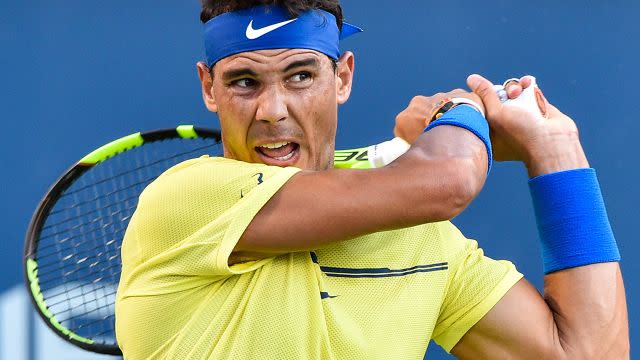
left=255, top=145, right=301, bottom=167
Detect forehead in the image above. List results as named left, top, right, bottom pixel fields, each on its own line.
left=215, top=48, right=330, bottom=71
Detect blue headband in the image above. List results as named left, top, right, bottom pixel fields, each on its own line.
left=203, top=5, right=362, bottom=67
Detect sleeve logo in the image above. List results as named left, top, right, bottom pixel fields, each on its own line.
left=241, top=172, right=264, bottom=198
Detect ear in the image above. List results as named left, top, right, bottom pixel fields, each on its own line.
left=197, top=61, right=218, bottom=113
left=335, top=51, right=355, bottom=105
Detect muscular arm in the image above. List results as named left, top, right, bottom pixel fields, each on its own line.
left=453, top=265, right=628, bottom=359
left=451, top=146, right=629, bottom=359
left=233, top=125, right=487, bottom=259
left=451, top=75, right=629, bottom=359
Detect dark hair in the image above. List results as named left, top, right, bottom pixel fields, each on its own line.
left=200, top=0, right=343, bottom=30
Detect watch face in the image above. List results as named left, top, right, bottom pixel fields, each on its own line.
left=428, top=98, right=455, bottom=125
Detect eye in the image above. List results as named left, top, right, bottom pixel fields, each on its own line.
left=232, top=78, right=257, bottom=88
left=288, top=72, right=312, bottom=83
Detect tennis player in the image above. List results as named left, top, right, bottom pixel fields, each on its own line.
left=115, top=1, right=629, bottom=359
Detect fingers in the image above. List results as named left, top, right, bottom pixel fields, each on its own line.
left=503, top=78, right=523, bottom=99
left=467, top=74, right=501, bottom=116
left=394, top=95, right=441, bottom=143
left=500, top=75, right=552, bottom=119
left=507, top=85, right=523, bottom=99
left=519, top=75, right=533, bottom=89
left=503, top=76, right=538, bottom=100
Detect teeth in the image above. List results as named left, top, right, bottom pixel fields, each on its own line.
left=274, top=151, right=295, bottom=161
left=260, top=141, right=289, bottom=149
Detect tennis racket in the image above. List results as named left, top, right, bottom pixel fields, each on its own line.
left=23, top=125, right=407, bottom=355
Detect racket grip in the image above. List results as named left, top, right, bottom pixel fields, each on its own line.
left=367, top=137, right=411, bottom=168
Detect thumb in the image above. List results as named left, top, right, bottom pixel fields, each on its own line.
left=467, top=74, right=501, bottom=116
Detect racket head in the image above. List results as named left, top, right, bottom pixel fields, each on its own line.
left=24, top=125, right=222, bottom=355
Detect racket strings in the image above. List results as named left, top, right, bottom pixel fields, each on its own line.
left=38, top=196, right=140, bottom=247
left=45, top=176, right=155, bottom=221
left=33, top=137, right=222, bottom=346
left=58, top=142, right=217, bottom=198
left=45, top=287, right=115, bottom=320
left=37, top=139, right=217, bottom=258
left=39, top=271, right=118, bottom=302
left=38, top=232, right=127, bottom=271
left=41, top=175, right=155, bottom=232
left=37, top=214, right=127, bottom=279
left=36, top=244, right=120, bottom=275
left=58, top=299, right=116, bottom=324
left=37, top=256, right=122, bottom=286
left=40, top=141, right=219, bottom=235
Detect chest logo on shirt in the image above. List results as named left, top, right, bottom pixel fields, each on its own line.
left=241, top=172, right=265, bottom=198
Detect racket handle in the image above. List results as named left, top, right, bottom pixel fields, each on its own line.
left=367, top=137, right=411, bottom=168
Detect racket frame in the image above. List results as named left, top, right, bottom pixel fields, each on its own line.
left=24, top=125, right=220, bottom=355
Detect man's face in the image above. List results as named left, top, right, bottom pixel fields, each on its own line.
left=198, top=48, right=354, bottom=170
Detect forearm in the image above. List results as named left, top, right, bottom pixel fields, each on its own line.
left=235, top=125, right=487, bottom=256
left=524, top=128, right=588, bottom=178
left=529, top=138, right=628, bottom=358
left=544, top=263, right=628, bottom=359
left=452, top=137, right=628, bottom=360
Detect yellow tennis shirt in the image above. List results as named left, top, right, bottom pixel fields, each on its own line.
left=115, top=156, right=523, bottom=359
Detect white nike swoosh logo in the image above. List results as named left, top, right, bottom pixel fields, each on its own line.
left=245, top=18, right=297, bottom=40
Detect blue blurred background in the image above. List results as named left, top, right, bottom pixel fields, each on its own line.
left=1, top=1, right=637, bottom=359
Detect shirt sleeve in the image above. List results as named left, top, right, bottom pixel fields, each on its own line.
left=431, top=221, right=524, bottom=353
left=118, top=156, right=301, bottom=296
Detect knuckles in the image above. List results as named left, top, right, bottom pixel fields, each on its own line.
left=396, top=89, right=488, bottom=143
left=409, top=95, right=430, bottom=107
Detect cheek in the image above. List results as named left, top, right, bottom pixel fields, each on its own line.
left=215, top=91, right=256, bottom=158
left=306, top=85, right=338, bottom=166
left=316, top=83, right=338, bottom=131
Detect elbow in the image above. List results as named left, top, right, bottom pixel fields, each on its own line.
left=446, top=162, right=483, bottom=218
left=430, top=156, right=486, bottom=220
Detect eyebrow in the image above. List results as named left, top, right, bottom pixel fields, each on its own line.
left=283, top=58, right=319, bottom=72
left=221, top=68, right=258, bottom=82
left=221, top=58, right=320, bottom=81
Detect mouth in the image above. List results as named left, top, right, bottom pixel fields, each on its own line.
left=255, top=141, right=301, bottom=166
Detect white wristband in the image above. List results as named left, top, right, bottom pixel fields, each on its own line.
left=450, top=97, right=485, bottom=118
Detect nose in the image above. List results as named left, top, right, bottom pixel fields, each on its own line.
left=255, top=84, right=288, bottom=124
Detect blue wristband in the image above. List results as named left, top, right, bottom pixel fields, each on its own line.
left=529, top=168, right=620, bottom=274
left=424, top=104, right=493, bottom=172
